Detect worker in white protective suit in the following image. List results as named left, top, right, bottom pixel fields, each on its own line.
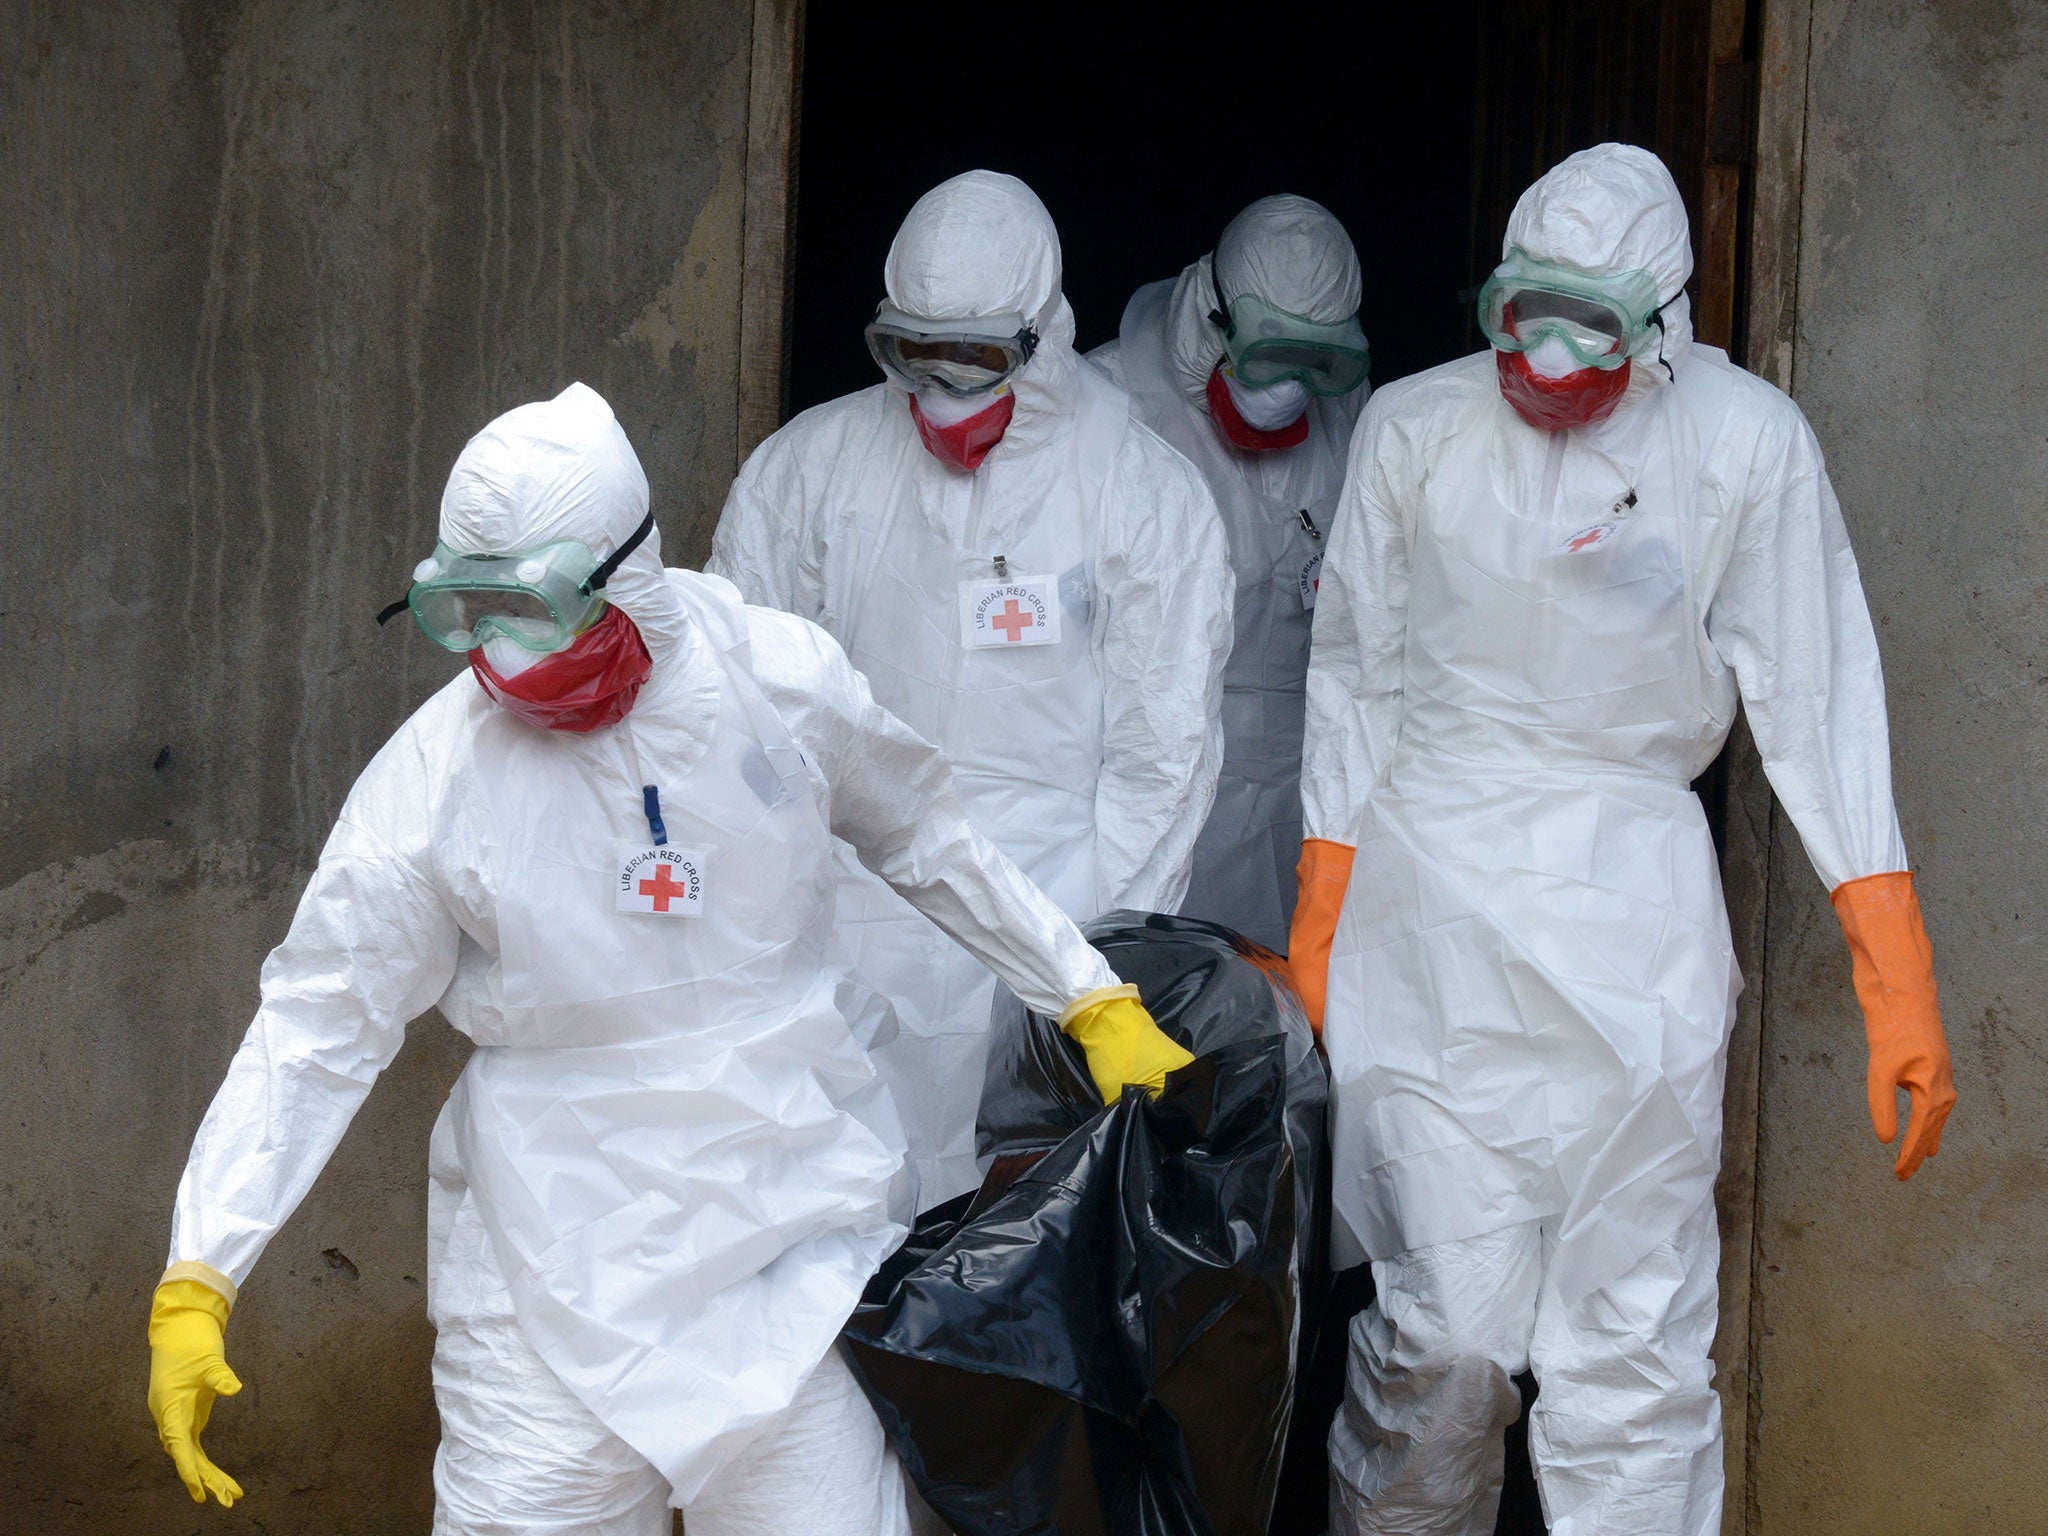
left=144, top=383, right=1194, bottom=1535
left=710, top=170, right=1233, bottom=1208
left=1091, top=194, right=1371, bottom=952
left=1286, top=145, right=1956, bottom=1535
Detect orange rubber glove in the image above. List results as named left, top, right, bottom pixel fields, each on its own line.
left=1287, top=839, right=1356, bottom=1037
left=147, top=1267, right=244, bottom=1506
left=1831, top=871, right=1956, bottom=1180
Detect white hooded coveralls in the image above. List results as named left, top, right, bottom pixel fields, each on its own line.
left=166, top=384, right=1120, bottom=1535
left=711, top=171, right=1232, bottom=1207
left=1092, top=194, right=1368, bottom=953
left=1306, top=146, right=1911, bottom=1534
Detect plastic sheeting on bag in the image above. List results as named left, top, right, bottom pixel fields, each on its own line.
left=842, top=911, right=1329, bottom=1536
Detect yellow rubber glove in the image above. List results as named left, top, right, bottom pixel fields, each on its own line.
left=148, top=1270, right=244, bottom=1506
left=1058, top=983, right=1196, bottom=1104
left=1831, top=870, right=1957, bottom=1180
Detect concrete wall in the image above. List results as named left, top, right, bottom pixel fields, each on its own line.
left=1738, top=1, right=2048, bottom=1530
left=0, top=2, right=792, bottom=1528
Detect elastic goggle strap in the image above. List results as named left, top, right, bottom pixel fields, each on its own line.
left=1648, top=302, right=1675, bottom=380
left=1207, top=252, right=1234, bottom=336
left=581, top=506, right=656, bottom=596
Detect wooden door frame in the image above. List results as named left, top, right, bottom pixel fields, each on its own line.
left=736, top=0, right=804, bottom=465
left=1715, top=1, right=1810, bottom=1529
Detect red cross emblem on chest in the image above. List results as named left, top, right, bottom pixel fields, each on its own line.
left=990, top=598, right=1035, bottom=642
left=638, top=863, right=690, bottom=912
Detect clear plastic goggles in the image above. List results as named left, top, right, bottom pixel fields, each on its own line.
left=1210, top=272, right=1371, bottom=397
left=1476, top=250, right=1666, bottom=372
left=378, top=508, right=653, bottom=653
left=864, top=303, right=1039, bottom=398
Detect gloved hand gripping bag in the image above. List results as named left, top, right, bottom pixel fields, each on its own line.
left=841, top=911, right=1330, bottom=1536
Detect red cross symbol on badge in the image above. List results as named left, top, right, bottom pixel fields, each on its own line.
left=990, top=597, right=1035, bottom=642
left=638, top=862, right=690, bottom=912
left=1567, top=527, right=1607, bottom=554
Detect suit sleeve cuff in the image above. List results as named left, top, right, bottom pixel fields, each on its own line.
left=1057, top=982, right=1142, bottom=1031
left=161, top=1260, right=238, bottom=1309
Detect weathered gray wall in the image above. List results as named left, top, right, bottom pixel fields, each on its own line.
left=1741, top=1, right=2048, bottom=1530
left=0, top=2, right=784, bottom=1527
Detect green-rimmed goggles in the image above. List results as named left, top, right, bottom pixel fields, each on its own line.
left=864, top=303, right=1039, bottom=398
left=1476, top=250, right=1667, bottom=371
left=375, top=507, right=654, bottom=653
left=1208, top=259, right=1371, bottom=397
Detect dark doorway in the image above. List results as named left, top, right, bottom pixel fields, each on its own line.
left=789, top=4, right=1746, bottom=1534
left=788, top=4, right=1484, bottom=414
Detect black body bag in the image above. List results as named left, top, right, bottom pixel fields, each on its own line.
left=842, top=911, right=1331, bottom=1536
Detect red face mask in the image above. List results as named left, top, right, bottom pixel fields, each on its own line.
left=468, top=603, right=652, bottom=733
left=909, top=391, right=1016, bottom=472
left=1494, top=348, right=1633, bottom=431
left=1206, top=364, right=1310, bottom=451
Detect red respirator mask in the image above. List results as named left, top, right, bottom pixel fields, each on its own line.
left=1206, top=364, right=1310, bottom=451
left=1495, top=348, right=1633, bottom=431
left=468, top=604, right=652, bottom=733
left=909, top=391, right=1017, bottom=472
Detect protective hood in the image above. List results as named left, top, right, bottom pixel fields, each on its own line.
left=437, top=382, right=689, bottom=662
left=1166, top=193, right=1363, bottom=407
left=1503, top=143, right=1694, bottom=382
left=882, top=170, right=1079, bottom=452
